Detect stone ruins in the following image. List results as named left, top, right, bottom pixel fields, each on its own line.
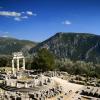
left=12, top=52, right=25, bottom=74
left=0, top=52, right=100, bottom=100
left=0, top=52, right=63, bottom=100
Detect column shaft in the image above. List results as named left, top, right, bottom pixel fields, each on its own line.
left=17, top=58, right=19, bottom=71
left=12, top=59, right=15, bottom=74
left=23, top=58, right=25, bottom=70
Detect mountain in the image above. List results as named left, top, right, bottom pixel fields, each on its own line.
left=30, top=32, right=100, bottom=63
left=0, top=37, right=36, bottom=57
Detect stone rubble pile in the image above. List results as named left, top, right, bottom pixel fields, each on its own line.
left=29, top=86, right=63, bottom=100
left=81, top=86, right=100, bottom=98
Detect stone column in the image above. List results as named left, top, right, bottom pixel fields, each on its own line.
left=17, top=58, right=19, bottom=71
left=25, top=82, right=28, bottom=88
left=40, top=74, right=43, bottom=86
left=23, top=58, right=25, bottom=70
left=12, top=59, right=15, bottom=74
left=16, top=83, right=19, bottom=88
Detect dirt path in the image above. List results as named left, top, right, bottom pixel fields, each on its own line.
left=46, top=77, right=83, bottom=100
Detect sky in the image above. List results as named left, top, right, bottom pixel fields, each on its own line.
left=0, top=0, right=100, bottom=42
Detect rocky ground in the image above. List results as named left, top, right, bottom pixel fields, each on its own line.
left=47, top=77, right=84, bottom=100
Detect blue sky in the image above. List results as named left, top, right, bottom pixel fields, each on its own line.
left=0, top=0, right=100, bottom=42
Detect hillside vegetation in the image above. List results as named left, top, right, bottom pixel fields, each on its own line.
left=0, top=33, right=100, bottom=78
left=30, top=32, right=100, bottom=63
left=0, top=37, right=36, bottom=57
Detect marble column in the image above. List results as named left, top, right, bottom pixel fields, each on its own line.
left=25, top=82, right=28, bottom=88
left=17, top=58, right=19, bottom=71
left=16, top=83, right=19, bottom=88
left=12, top=59, right=15, bottom=74
left=23, top=58, right=25, bottom=70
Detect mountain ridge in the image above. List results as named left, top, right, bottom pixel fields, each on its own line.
left=30, top=32, right=100, bottom=63
left=1, top=32, right=100, bottom=64
left=0, top=37, right=37, bottom=57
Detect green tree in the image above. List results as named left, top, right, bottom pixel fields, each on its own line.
left=0, top=57, right=8, bottom=67
left=31, top=48, right=55, bottom=71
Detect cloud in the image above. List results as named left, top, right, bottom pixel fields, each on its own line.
left=21, top=16, right=28, bottom=19
left=14, top=17, right=21, bottom=21
left=0, top=11, right=21, bottom=17
left=0, top=31, right=10, bottom=37
left=2, top=35, right=9, bottom=38
left=62, top=20, right=72, bottom=25
left=14, top=16, right=29, bottom=21
left=0, top=10, right=37, bottom=21
left=26, top=11, right=33, bottom=15
left=26, top=11, right=37, bottom=16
